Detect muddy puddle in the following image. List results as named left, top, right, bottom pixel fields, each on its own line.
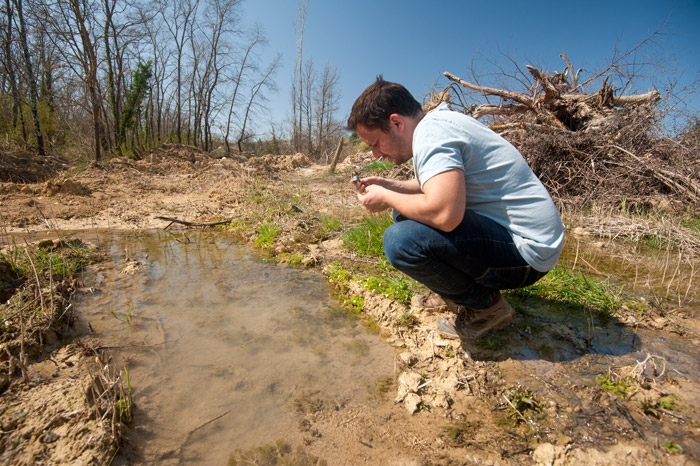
left=497, top=235, right=700, bottom=384
left=72, top=230, right=395, bottom=465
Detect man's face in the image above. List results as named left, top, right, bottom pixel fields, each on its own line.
left=356, top=118, right=412, bottom=165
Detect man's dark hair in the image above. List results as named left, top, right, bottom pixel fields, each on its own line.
left=347, top=76, right=422, bottom=131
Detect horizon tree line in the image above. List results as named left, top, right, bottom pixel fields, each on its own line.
left=0, top=0, right=344, bottom=161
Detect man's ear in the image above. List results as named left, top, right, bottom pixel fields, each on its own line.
left=388, top=113, right=404, bottom=131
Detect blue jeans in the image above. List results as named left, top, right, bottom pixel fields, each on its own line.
left=383, top=209, right=546, bottom=309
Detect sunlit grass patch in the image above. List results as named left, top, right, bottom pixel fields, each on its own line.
left=639, top=395, right=679, bottom=419
left=363, top=158, right=395, bottom=173
left=662, top=440, right=683, bottom=454
left=502, top=388, right=545, bottom=424
left=512, top=265, right=644, bottom=316
left=596, top=370, right=636, bottom=399
left=319, top=214, right=342, bottom=234
left=255, top=223, right=280, bottom=246
left=1, top=239, right=99, bottom=374
left=360, top=274, right=414, bottom=304
left=395, top=311, right=420, bottom=329
left=342, top=214, right=393, bottom=257
left=2, top=240, right=95, bottom=281
left=681, top=213, right=700, bottom=233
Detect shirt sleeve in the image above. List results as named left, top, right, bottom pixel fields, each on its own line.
left=412, top=118, right=466, bottom=189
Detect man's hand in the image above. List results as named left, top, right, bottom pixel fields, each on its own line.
left=351, top=170, right=465, bottom=232
left=352, top=175, right=388, bottom=194
left=357, top=184, right=391, bottom=212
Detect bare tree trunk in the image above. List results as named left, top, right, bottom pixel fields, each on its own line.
left=103, top=0, right=120, bottom=153
left=329, top=136, right=343, bottom=173
left=237, top=56, right=279, bottom=152
left=69, top=0, right=104, bottom=160
left=302, top=59, right=314, bottom=155
left=2, top=0, right=25, bottom=140
left=315, top=64, right=340, bottom=157
left=293, top=0, right=307, bottom=152
left=13, top=0, right=45, bottom=155
left=224, top=29, right=262, bottom=153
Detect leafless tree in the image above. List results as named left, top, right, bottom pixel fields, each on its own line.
left=192, top=0, right=242, bottom=151
left=2, top=0, right=26, bottom=141
left=223, top=25, right=264, bottom=153
left=139, top=2, right=172, bottom=145
left=159, top=0, right=198, bottom=144
left=315, top=64, right=341, bottom=160
left=41, top=0, right=107, bottom=160
left=0, top=0, right=300, bottom=159
left=12, top=0, right=44, bottom=154
left=291, top=0, right=307, bottom=152
left=236, top=53, right=280, bottom=152
left=302, top=58, right=314, bottom=154
left=102, top=0, right=149, bottom=153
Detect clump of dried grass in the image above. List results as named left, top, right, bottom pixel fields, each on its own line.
left=0, top=239, right=97, bottom=374
left=83, top=346, right=133, bottom=450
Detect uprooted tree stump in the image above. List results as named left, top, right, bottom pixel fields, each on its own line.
left=437, top=53, right=699, bottom=212
left=443, top=52, right=662, bottom=132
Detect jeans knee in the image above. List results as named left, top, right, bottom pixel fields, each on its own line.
left=385, top=222, right=416, bottom=266
left=383, top=225, right=399, bottom=266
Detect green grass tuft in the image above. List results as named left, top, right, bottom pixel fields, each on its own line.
left=504, top=388, right=544, bottom=424
left=342, top=214, right=393, bottom=257
left=596, top=371, right=635, bottom=399
left=255, top=223, right=280, bottom=246
left=364, top=159, right=395, bottom=173
left=513, top=265, right=642, bottom=316
left=360, top=275, right=414, bottom=304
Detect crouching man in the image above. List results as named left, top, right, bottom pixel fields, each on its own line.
left=348, top=77, right=564, bottom=339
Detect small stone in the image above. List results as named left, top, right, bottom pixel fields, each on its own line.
left=398, top=371, right=423, bottom=393
left=431, top=393, right=452, bottom=409
left=403, top=393, right=422, bottom=414
left=42, top=431, right=60, bottom=443
left=2, top=419, right=17, bottom=431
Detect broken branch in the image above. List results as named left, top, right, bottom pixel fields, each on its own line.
left=155, top=216, right=233, bottom=229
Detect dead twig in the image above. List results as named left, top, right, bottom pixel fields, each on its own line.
left=176, top=410, right=232, bottom=460
left=503, top=394, right=532, bottom=425
left=23, top=247, right=45, bottom=312
left=156, top=216, right=233, bottom=229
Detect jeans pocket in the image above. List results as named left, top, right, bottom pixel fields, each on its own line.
left=475, top=265, right=534, bottom=290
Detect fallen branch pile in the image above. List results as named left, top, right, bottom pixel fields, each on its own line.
left=439, top=53, right=699, bottom=212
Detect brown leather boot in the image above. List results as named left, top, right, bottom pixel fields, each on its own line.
left=436, top=294, right=515, bottom=339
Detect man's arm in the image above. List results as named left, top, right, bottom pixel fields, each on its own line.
left=358, top=169, right=466, bottom=232
left=355, top=176, right=421, bottom=194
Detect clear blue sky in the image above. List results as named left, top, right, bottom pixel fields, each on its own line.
left=242, top=0, right=700, bottom=135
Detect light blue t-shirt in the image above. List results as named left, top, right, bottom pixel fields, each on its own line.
left=413, top=103, right=564, bottom=272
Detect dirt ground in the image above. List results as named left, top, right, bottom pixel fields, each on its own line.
left=1, top=144, right=699, bottom=465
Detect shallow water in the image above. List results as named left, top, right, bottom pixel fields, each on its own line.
left=73, top=230, right=395, bottom=465
left=561, top=234, right=699, bottom=316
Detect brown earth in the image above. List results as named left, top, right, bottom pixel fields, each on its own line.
left=1, top=144, right=699, bottom=465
